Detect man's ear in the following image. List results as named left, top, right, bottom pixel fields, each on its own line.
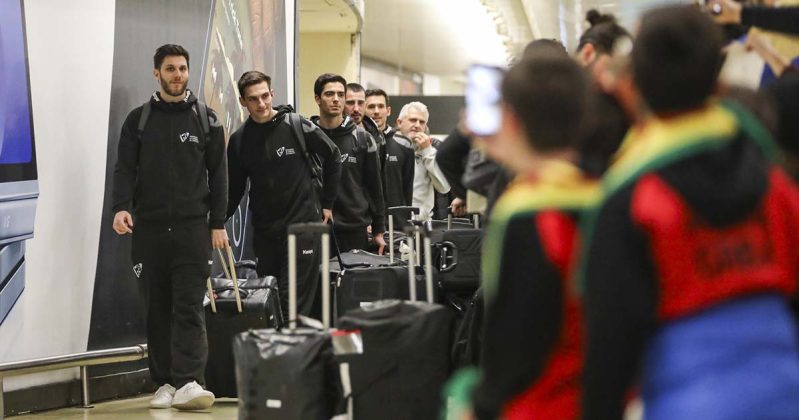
left=239, top=96, right=247, bottom=108
left=315, top=95, right=322, bottom=106
left=579, top=43, right=596, bottom=66
left=153, top=69, right=160, bottom=81
left=386, top=106, right=392, bottom=117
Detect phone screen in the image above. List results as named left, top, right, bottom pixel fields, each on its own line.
left=465, top=64, right=505, bottom=137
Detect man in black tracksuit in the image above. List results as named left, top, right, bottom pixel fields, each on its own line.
left=112, top=44, right=226, bottom=410
left=366, top=89, right=414, bottom=211
left=227, top=71, right=341, bottom=318
left=312, top=73, right=386, bottom=253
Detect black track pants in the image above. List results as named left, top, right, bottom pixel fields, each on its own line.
left=132, top=224, right=211, bottom=388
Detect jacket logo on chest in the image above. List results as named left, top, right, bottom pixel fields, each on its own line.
left=340, top=153, right=357, bottom=164
left=276, top=147, right=296, bottom=157
left=387, top=155, right=398, bottom=162
left=179, top=132, right=199, bottom=143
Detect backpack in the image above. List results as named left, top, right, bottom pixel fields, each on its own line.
left=287, top=113, right=324, bottom=195
left=137, top=100, right=210, bottom=142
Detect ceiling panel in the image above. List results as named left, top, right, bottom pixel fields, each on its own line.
left=360, top=0, right=519, bottom=77
left=357, top=0, right=693, bottom=79
left=300, top=0, right=361, bottom=33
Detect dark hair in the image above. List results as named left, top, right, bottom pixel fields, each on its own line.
left=237, top=71, right=272, bottom=97
left=365, top=88, right=390, bottom=105
left=154, top=44, right=190, bottom=70
left=522, top=39, right=568, bottom=60
left=502, top=56, right=591, bottom=152
left=346, top=83, right=365, bottom=94
left=314, top=73, right=347, bottom=96
left=577, top=10, right=630, bottom=55
left=633, top=6, right=723, bottom=114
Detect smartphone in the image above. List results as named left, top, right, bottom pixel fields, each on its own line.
left=465, top=64, right=505, bottom=137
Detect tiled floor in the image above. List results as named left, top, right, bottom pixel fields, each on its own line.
left=11, top=396, right=238, bottom=419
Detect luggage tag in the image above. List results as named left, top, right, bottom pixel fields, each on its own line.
left=331, top=329, right=364, bottom=355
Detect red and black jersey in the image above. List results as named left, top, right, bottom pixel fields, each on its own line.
left=581, top=103, right=799, bottom=419
left=471, top=160, right=598, bottom=420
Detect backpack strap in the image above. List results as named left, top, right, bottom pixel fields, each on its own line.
left=288, top=113, right=322, bottom=190
left=289, top=113, right=308, bottom=156
left=194, top=101, right=211, bottom=140
left=137, top=101, right=151, bottom=141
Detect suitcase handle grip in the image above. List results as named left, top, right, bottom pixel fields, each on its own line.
left=207, top=245, right=242, bottom=314
left=437, top=241, right=458, bottom=273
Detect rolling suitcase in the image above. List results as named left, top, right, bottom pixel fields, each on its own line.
left=204, top=246, right=282, bottom=397
left=233, top=223, right=341, bottom=419
left=335, top=224, right=455, bottom=420
left=330, top=222, right=435, bottom=322
left=431, top=214, right=483, bottom=294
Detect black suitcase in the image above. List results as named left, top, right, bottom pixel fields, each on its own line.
left=234, top=223, right=341, bottom=419
left=330, top=249, right=394, bottom=272
left=432, top=228, right=483, bottom=293
left=330, top=228, right=434, bottom=321
left=334, top=225, right=455, bottom=420
left=334, top=265, right=436, bottom=319
left=204, top=253, right=282, bottom=397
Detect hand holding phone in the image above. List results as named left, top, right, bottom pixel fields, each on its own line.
left=465, top=64, right=505, bottom=137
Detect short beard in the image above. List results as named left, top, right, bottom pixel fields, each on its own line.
left=160, top=76, right=188, bottom=97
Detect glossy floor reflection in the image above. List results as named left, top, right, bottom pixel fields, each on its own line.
left=12, top=396, right=238, bottom=419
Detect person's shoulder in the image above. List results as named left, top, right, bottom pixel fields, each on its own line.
left=393, top=135, right=414, bottom=150
left=122, top=103, right=148, bottom=129
left=354, top=126, right=374, bottom=147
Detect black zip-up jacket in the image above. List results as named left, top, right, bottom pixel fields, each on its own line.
left=113, top=91, right=227, bottom=229
left=382, top=127, right=415, bottom=209
left=312, top=115, right=386, bottom=233
left=227, top=105, right=341, bottom=236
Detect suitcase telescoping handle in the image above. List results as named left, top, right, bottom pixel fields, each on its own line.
left=447, top=211, right=481, bottom=230
left=206, top=243, right=243, bottom=314
left=404, top=224, right=434, bottom=304
left=287, top=222, right=331, bottom=330
left=387, top=206, right=420, bottom=264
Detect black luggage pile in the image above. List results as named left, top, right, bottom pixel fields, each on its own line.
left=229, top=217, right=484, bottom=419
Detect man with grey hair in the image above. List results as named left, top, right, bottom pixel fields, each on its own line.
left=396, top=101, right=450, bottom=220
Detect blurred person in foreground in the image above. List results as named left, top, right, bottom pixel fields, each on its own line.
left=581, top=6, right=799, bottom=419
left=450, top=54, right=598, bottom=420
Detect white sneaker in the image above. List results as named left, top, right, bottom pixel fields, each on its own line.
left=171, top=381, right=215, bottom=411
left=149, top=384, right=176, bottom=409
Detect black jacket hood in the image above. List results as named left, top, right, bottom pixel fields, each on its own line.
left=311, top=115, right=357, bottom=139
left=659, top=132, right=769, bottom=227
left=150, top=90, right=198, bottom=112
left=361, top=116, right=385, bottom=146
left=272, top=104, right=294, bottom=123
